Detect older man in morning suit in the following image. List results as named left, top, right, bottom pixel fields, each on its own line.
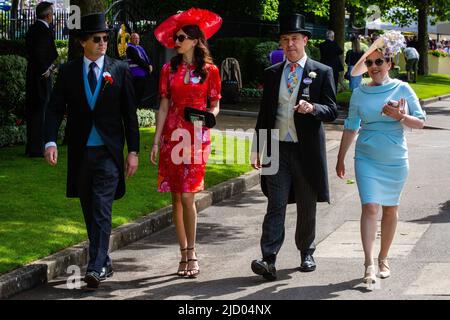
left=251, top=14, right=337, bottom=281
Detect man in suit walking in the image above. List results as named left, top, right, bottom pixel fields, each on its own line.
left=251, top=14, right=337, bottom=281
left=25, top=1, right=58, bottom=157
left=318, top=30, right=344, bottom=91
left=44, top=13, right=140, bottom=289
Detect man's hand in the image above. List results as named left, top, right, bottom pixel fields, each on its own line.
left=125, top=152, right=139, bottom=178
left=42, top=69, right=51, bottom=79
left=44, top=146, right=58, bottom=166
left=251, top=152, right=262, bottom=170
left=149, top=65, right=153, bottom=74
left=294, top=100, right=315, bottom=114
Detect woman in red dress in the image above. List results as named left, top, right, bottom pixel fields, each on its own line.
left=151, top=9, right=222, bottom=278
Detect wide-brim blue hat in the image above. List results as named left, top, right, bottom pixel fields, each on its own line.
left=279, top=14, right=312, bottom=38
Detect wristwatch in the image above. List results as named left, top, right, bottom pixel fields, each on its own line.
left=129, top=151, right=139, bottom=157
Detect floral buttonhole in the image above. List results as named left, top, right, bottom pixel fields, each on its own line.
left=103, top=71, right=114, bottom=90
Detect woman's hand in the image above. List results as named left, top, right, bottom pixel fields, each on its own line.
left=336, top=159, right=346, bottom=179
left=382, top=98, right=406, bottom=121
left=150, top=144, right=159, bottom=165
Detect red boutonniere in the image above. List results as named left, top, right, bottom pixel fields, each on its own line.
left=102, top=71, right=113, bottom=90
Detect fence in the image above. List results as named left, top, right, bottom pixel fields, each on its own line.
left=0, top=8, right=69, bottom=40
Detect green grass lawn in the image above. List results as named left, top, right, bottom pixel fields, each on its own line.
left=337, top=73, right=450, bottom=104
left=0, top=128, right=253, bottom=275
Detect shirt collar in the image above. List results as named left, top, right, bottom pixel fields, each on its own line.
left=37, top=19, right=50, bottom=28
left=83, top=55, right=105, bottom=70
left=285, top=54, right=308, bottom=70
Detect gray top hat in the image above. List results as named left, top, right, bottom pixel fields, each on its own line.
left=279, top=14, right=311, bottom=38
left=77, top=13, right=111, bottom=35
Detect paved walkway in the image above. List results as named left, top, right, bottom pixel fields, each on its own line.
left=10, top=99, right=450, bottom=300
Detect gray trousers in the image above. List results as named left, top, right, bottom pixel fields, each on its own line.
left=261, top=142, right=317, bottom=263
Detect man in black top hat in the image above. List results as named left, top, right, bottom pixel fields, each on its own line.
left=44, top=13, right=140, bottom=289
left=24, top=1, right=58, bottom=157
left=251, top=13, right=337, bottom=281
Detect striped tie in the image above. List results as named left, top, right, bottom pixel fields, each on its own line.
left=287, top=63, right=298, bottom=95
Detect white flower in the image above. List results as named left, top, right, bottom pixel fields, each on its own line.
left=103, top=71, right=112, bottom=78
left=309, top=71, right=317, bottom=79
left=379, top=30, right=406, bottom=56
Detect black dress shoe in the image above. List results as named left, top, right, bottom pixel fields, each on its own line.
left=99, top=265, right=114, bottom=281
left=84, top=271, right=101, bottom=288
left=300, top=254, right=316, bottom=272
left=251, top=259, right=277, bottom=281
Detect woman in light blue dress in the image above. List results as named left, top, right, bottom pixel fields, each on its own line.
left=335, top=31, right=426, bottom=284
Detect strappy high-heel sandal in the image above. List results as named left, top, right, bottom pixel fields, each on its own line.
left=186, top=247, right=200, bottom=279
left=177, top=247, right=188, bottom=277
left=363, top=264, right=377, bottom=284
left=378, top=257, right=391, bottom=279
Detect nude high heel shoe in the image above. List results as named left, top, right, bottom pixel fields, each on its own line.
left=378, top=258, right=391, bottom=279
left=363, top=264, right=377, bottom=284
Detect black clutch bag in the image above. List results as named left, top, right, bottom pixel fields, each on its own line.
left=184, top=107, right=216, bottom=128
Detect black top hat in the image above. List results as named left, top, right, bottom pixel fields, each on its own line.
left=279, top=14, right=311, bottom=38
left=77, top=13, right=110, bottom=35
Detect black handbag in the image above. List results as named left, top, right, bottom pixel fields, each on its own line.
left=184, top=107, right=216, bottom=128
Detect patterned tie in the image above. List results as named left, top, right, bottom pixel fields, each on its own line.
left=287, top=63, right=299, bottom=95
left=88, top=62, right=97, bottom=93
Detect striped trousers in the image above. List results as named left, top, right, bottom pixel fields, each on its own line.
left=261, top=141, right=317, bottom=263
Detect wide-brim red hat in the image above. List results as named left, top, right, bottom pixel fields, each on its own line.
left=154, top=8, right=222, bottom=48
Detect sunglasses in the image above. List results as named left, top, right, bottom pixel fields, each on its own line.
left=91, top=35, right=109, bottom=43
left=173, top=34, right=193, bottom=43
left=364, top=58, right=387, bottom=67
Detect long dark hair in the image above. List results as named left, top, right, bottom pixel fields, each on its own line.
left=170, top=25, right=213, bottom=83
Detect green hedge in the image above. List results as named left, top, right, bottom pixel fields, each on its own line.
left=240, top=88, right=263, bottom=98
left=0, top=39, right=27, bottom=57
left=55, top=40, right=68, bottom=49
left=137, top=109, right=156, bottom=127
left=211, top=37, right=321, bottom=88
left=0, top=110, right=155, bottom=148
left=429, top=50, right=450, bottom=58
left=0, top=55, right=27, bottom=126
left=0, top=124, right=26, bottom=147
left=211, top=37, right=270, bottom=87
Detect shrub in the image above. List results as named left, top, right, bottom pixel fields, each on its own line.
left=211, top=37, right=270, bottom=87
left=429, top=50, right=450, bottom=58
left=0, top=39, right=27, bottom=57
left=137, top=109, right=156, bottom=127
left=0, top=124, right=26, bottom=147
left=55, top=46, right=68, bottom=67
left=55, top=40, right=68, bottom=49
left=254, top=41, right=279, bottom=69
left=0, top=113, right=26, bottom=147
left=240, top=88, right=263, bottom=98
left=306, top=44, right=321, bottom=61
left=0, top=55, right=27, bottom=126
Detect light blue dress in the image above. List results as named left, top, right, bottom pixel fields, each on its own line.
left=344, top=79, right=426, bottom=205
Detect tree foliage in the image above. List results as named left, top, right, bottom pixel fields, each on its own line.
left=139, top=0, right=279, bottom=21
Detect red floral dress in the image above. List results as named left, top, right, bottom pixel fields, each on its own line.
left=157, top=62, right=221, bottom=193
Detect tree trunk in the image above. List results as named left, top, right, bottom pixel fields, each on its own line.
left=417, top=0, right=429, bottom=75
left=68, top=0, right=107, bottom=61
left=329, top=0, right=346, bottom=91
